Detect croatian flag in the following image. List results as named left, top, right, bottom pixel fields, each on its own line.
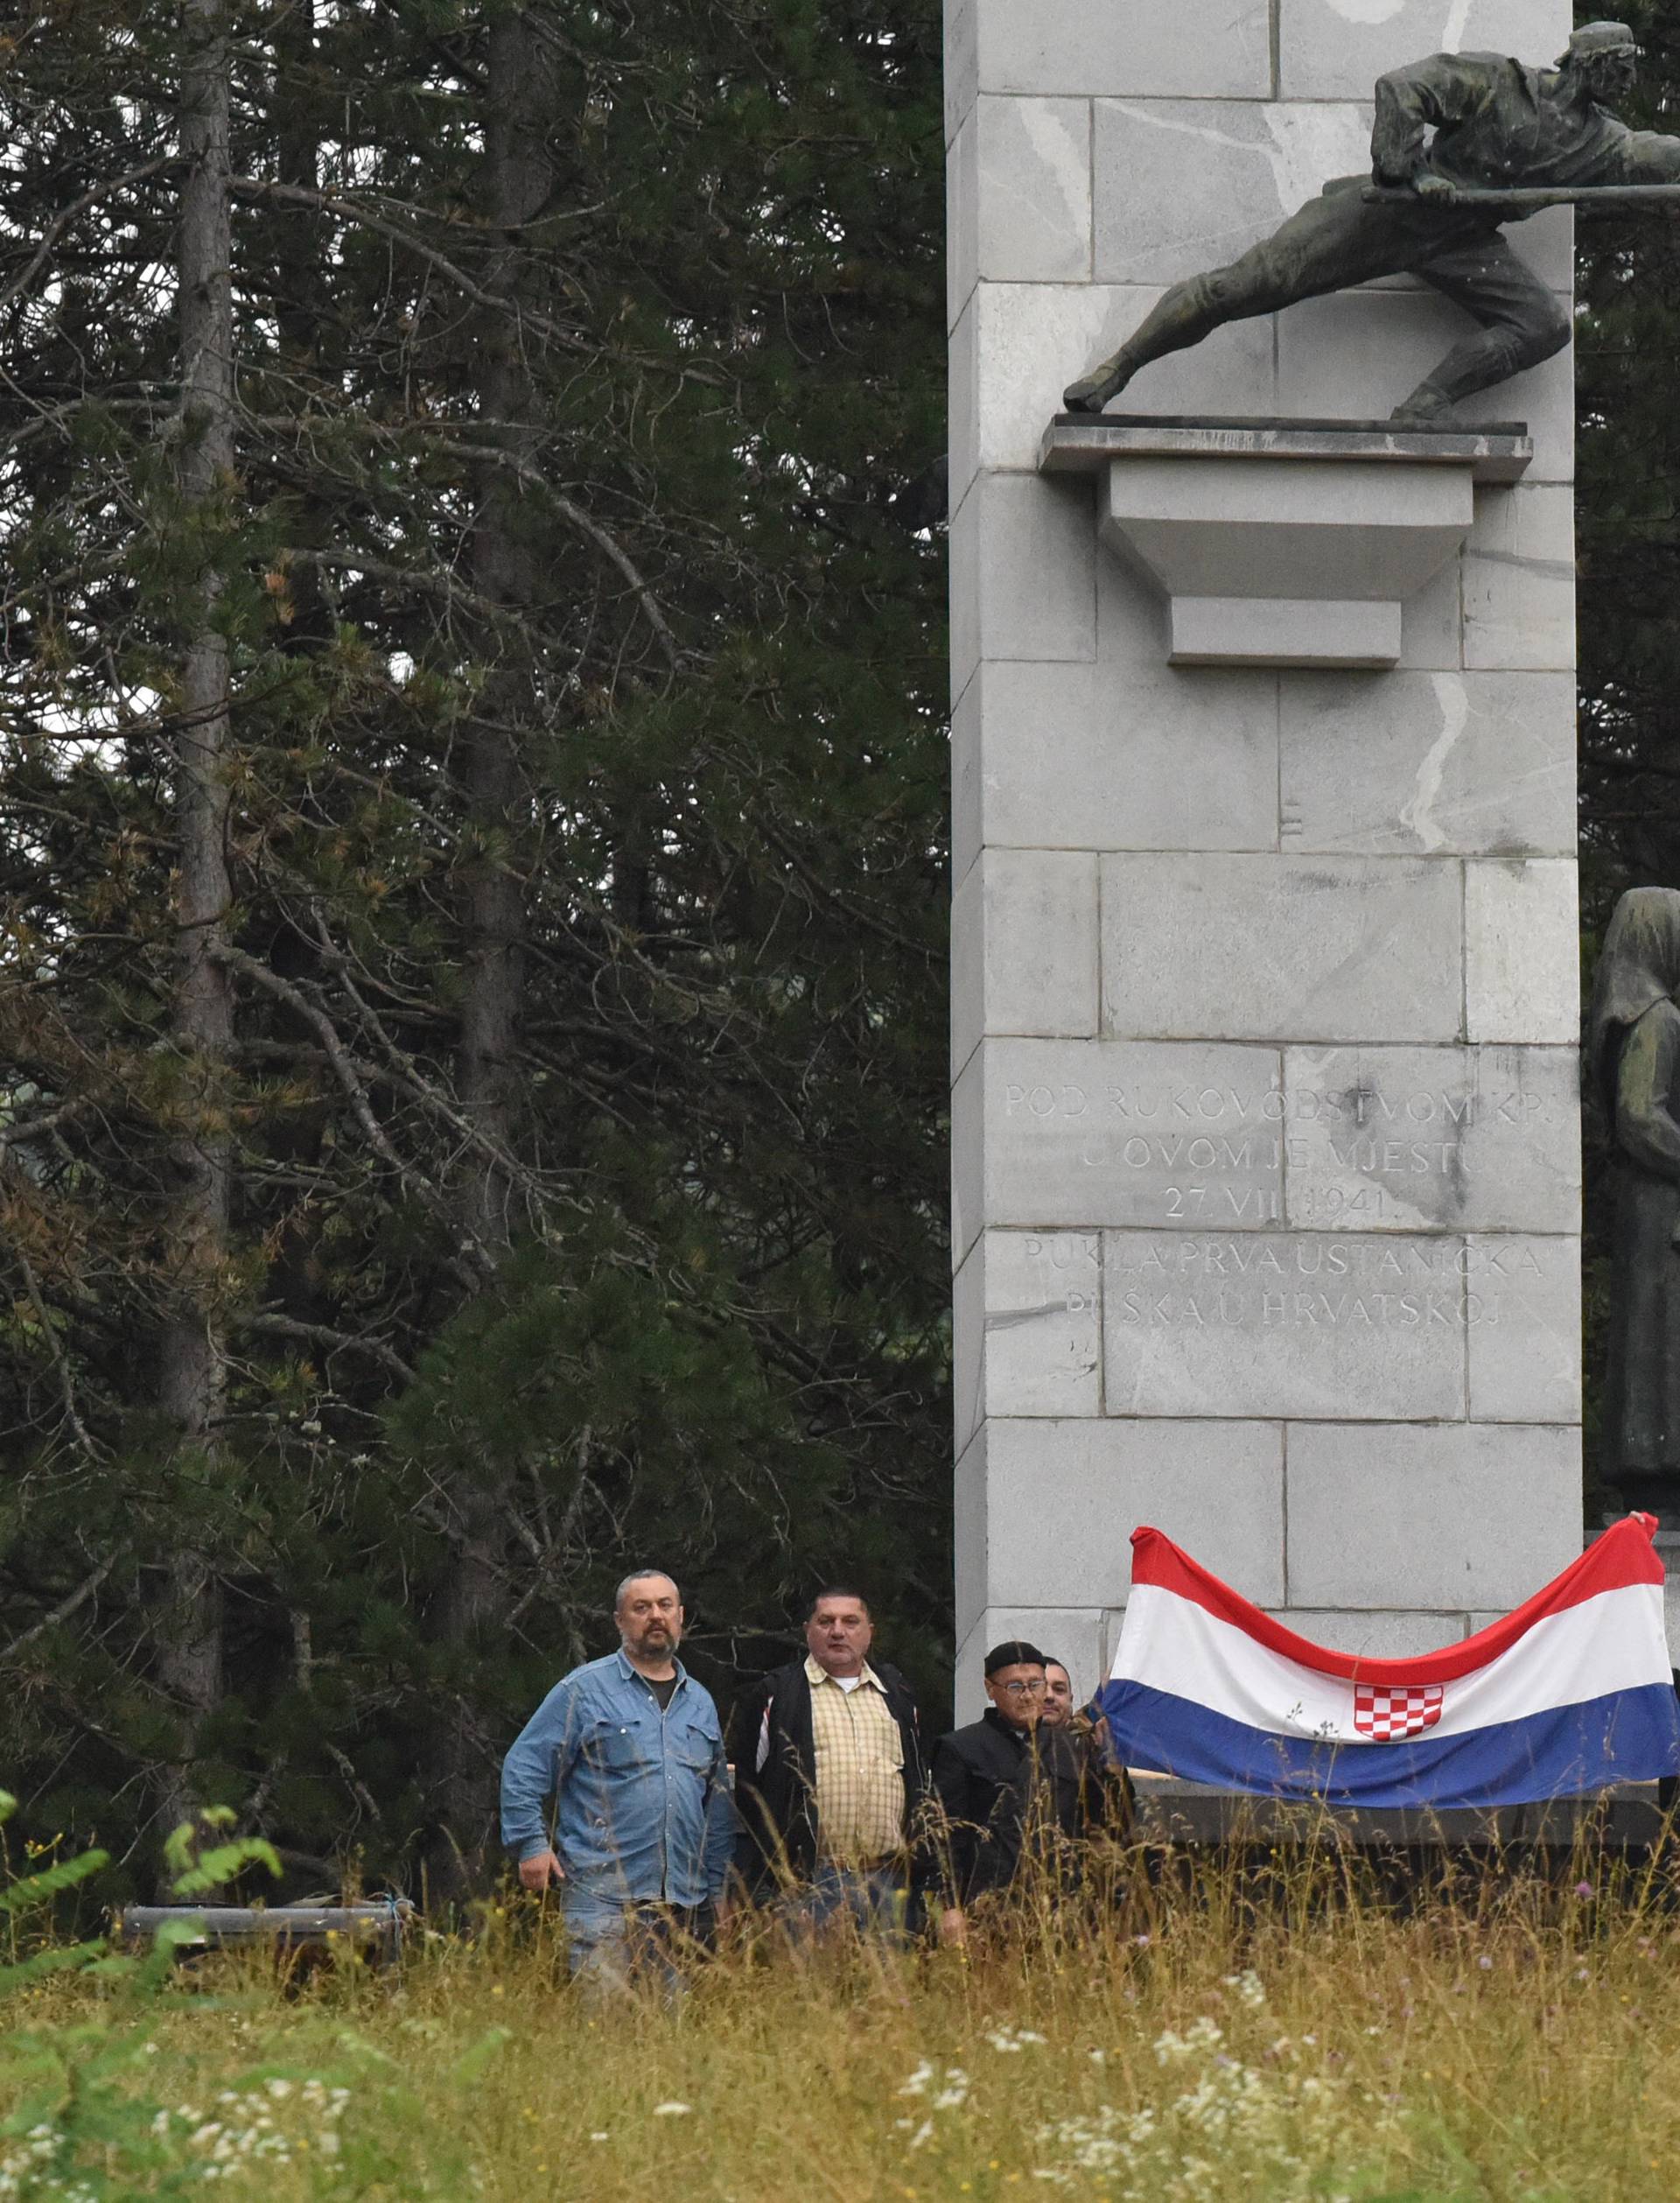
left=1096, top=1515, right=1680, bottom=1808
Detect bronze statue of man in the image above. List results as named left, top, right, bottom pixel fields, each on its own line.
left=1586, top=890, right=1680, bottom=1515
left=1065, top=22, right=1667, bottom=424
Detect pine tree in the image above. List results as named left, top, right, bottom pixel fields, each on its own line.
left=0, top=0, right=948, bottom=1888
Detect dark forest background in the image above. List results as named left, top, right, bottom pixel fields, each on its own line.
left=0, top=0, right=1673, bottom=1897
left=0, top=0, right=948, bottom=1898
left=1576, top=2, right=1680, bottom=1506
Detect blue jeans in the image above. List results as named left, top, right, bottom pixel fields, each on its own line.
left=776, top=1862, right=909, bottom=1947
left=562, top=1891, right=711, bottom=2003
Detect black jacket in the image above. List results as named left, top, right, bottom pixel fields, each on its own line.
left=925, top=1709, right=1115, bottom=1906
left=725, top=1657, right=927, bottom=1888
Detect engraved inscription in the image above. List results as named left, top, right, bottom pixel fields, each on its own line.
left=1109, top=1235, right=1544, bottom=1330
left=989, top=1042, right=1576, bottom=1235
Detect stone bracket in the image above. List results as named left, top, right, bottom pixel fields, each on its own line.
left=1040, top=414, right=1534, bottom=670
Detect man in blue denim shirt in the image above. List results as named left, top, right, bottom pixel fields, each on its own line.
left=500, top=1569, right=736, bottom=1994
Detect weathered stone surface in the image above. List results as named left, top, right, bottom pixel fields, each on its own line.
left=976, top=1416, right=1285, bottom=1607
left=1102, top=1230, right=1469, bottom=1421
left=1268, top=1608, right=1474, bottom=1657
left=943, top=0, right=977, bottom=146
left=1171, top=597, right=1401, bottom=670
left=950, top=473, right=1096, bottom=703
left=950, top=656, right=1281, bottom=878
left=953, top=1229, right=1102, bottom=1455
left=1278, top=670, right=1575, bottom=859
left=1281, top=1044, right=1579, bottom=1235
left=953, top=1037, right=1287, bottom=1255
left=973, top=0, right=1270, bottom=101
left=1275, top=289, right=1572, bottom=483
left=951, top=849, right=1099, bottom=1077
left=949, top=292, right=979, bottom=513
left=1278, top=0, right=1571, bottom=102
left=976, top=285, right=1276, bottom=475
left=1465, top=1232, right=1582, bottom=1423
left=1093, top=100, right=1371, bottom=287
left=1465, top=859, right=1579, bottom=1044
left=973, top=96, right=1092, bottom=291
left=1284, top=1421, right=1583, bottom=1608
left=947, top=110, right=978, bottom=333
left=1100, top=853, right=1463, bottom=1045
left=1396, top=554, right=1463, bottom=673
left=1463, top=485, right=1576, bottom=672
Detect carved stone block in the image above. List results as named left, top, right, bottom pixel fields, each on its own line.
left=1465, top=859, right=1580, bottom=1045
left=1464, top=1232, right=1582, bottom=1423
left=1280, top=1043, right=1579, bottom=1235
left=952, top=1036, right=1287, bottom=1256
left=950, top=848, right=1099, bottom=1077
left=953, top=1230, right=1103, bottom=1454
left=1093, top=98, right=1371, bottom=287
left=965, top=1415, right=1285, bottom=1615
left=1100, top=853, right=1463, bottom=1045
left=1278, top=670, right=1575, bottom=859
left=950, top=653, right=1280, bottom=879
left=1284, top=1421, right=1583, bottom=1607
left=1102, top=1229, right=1470, bottom=1421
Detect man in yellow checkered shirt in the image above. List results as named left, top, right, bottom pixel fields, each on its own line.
left=727, top=1587, right=928, bottom=1936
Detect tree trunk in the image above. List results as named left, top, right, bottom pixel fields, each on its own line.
left=155, top=0, right=236, bottom=1849
left=421, top=7, right=555, bottom=1903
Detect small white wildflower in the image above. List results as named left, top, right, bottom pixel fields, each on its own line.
left=651, top=2101, right=692, bottom=2117
left=906, top=2119, right=935, bottom=2151
left=932, top=2067, right=970, bottom=2110
left=1223, top=1968, right=1266, bottom=2009
left=898, top=2060, right=934, bottom=2097
left=266, top=2078, right=294, bottom=2100
left=589, top=2132, right=609, bottom=2143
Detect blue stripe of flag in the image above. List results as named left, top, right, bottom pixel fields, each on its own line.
left=1096, top=1680, right=1680, bottom=1810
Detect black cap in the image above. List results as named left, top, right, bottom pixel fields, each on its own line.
left=984, top=1639, right=1047, bottom=1676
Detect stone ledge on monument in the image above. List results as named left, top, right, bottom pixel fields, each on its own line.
left=1040, top=414, right=1534, bottom=482
left=1039, top=414, right=1534, bottom=669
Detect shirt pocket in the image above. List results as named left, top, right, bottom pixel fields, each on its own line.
left=667, top=1713, right=719, bottom=1779
left=587, top=1719, right=655, bottom=1776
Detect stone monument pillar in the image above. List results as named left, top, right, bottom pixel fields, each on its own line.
left=948, top=0, right=1583, bottom=1713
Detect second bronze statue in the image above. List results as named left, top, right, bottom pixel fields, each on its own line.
left=1065, top=23, right=1668, bottom=424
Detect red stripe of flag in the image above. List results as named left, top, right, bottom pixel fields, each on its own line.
left=1126, top=1514, right=1662, bottom=1688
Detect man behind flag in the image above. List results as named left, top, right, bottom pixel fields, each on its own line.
left=1096, top=1515, right=1680, bottom=1809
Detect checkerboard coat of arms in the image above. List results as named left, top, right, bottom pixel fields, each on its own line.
left=1353, top=1683, right=1444, bottom=1740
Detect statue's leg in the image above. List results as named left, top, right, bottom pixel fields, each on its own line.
left=1062, top=244, right=1316, bottom=412
left=1064, top=188, right=1424, bottom=415
left=1393, top=234, right=1570, bottom=421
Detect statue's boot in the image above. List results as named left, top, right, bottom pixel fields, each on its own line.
left=1389, top=377, right=1457, bottom=424
left=1063, top=347, right=1139, bottom=414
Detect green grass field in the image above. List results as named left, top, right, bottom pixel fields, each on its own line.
left=4, top=1835, right=1680, bottom=2202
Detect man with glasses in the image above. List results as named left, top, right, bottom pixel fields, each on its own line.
left=924, top=1640, right=1111, bottom=1946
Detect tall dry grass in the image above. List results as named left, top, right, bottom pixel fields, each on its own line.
left=5, top=1831, right=1680, bottom=2201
